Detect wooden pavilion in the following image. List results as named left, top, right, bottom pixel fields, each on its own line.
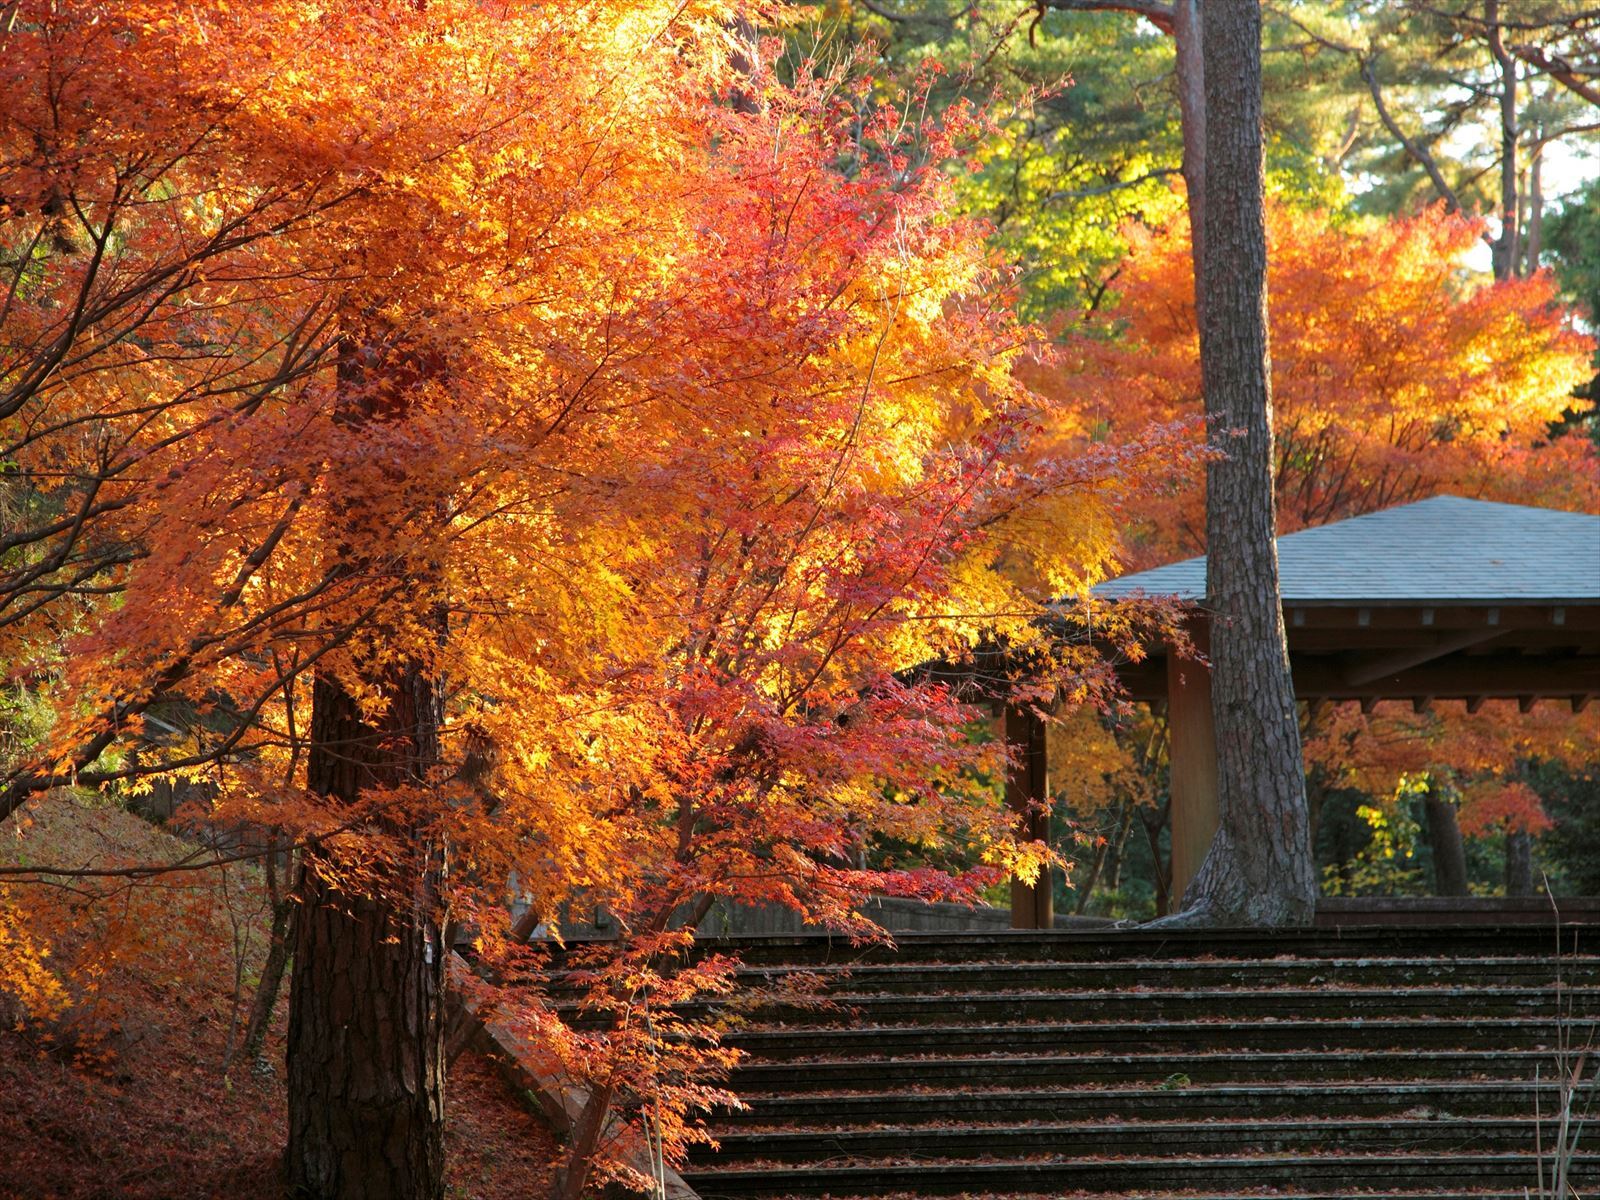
left=1006, top=495, right=1600, bottom=927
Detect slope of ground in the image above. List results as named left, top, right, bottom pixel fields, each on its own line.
left=0, top=792, right=557, bottom=1200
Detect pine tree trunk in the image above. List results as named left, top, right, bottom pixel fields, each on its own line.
left=285, top=668, right=446, bottom=1200
left=1166, top=0, right=1315, bottom=927
left=1525, top=138, right=1544, bottom=274
left=1173, top=0, right=1207, bottom=303
left=1487, top=0, right=1519, bottom=282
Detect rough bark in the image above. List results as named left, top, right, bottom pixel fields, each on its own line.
left=286, top=669, right=446, bottom=1200
left=1421, top=784, right=1470, bottom=898
left=284, top=321, right=449, bottom=1200
left=1163, top=0, right=1315, bottom=928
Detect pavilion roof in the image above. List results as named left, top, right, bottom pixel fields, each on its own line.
left=1094, top=495, right=1600, bottom=607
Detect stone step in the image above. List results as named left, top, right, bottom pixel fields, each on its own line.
left=703, top=1193, right=1544, bottom=1200
left=728, top=1047, right=1559, bottom=1091
left=726, top=1016, right=1578, bottom=1059
left=691, top=926, right=1592, bottom=967
left=682, top=1151, right=1599, bottom=1196
left=712, top=985, right=1598, bottom=1028
left=690, top=1116, right=1554, bottom=1166
left=681, top=930, right=1599, bottom=1199
left=725, top=955, right=1600, bottom=993
left=711, top=1080, right=1565, bottom=1128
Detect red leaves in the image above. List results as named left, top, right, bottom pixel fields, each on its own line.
left=0, top=2, right=1209, bottom=1186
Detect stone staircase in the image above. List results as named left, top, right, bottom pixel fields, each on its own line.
left=677, top=926, right=1600, bottom=1200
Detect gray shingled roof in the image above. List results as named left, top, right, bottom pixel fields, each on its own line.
left=1094, top=495, right=1600, bottom=605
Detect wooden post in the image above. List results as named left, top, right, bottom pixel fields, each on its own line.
left=1004, top=704, right=1053, bottom=929
left=1167, top=624, right=1219, bottom=907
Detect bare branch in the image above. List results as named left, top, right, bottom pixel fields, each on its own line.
left=1041, top=0, right=1176, bottom=37
left=1044, top=166, right=1182, bottom=203
left=1513, top=43, right=1600, bottom=107
left=1360, top=55, right=1472, bottom=215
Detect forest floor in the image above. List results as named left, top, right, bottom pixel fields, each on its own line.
left=0, top=793, right=558, bottom=1200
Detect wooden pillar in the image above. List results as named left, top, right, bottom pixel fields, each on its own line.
left=1004, top=704, right=1053, bottom=929
left=1167, top=625, right=1219, bottom=907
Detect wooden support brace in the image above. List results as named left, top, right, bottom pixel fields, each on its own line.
left=1166, top=626, right=1218, bottom=908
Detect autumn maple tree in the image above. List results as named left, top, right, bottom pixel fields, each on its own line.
left=1306, top=698, right=1600, bottom=897
left=1050, top=201, right=1595, bottom=566
left=0, top=2, right=1195, bottom=1196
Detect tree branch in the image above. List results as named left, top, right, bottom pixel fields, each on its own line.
left=1041, top=0, right=1176, bottom=36
left=1360, top=55, right=1471, bottom=215
left=1044, top=166, right=1182, bottom=203
left=1512, top=43, right=1600, bottom=108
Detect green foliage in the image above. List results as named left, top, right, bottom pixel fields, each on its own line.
left=1321, top=791, right=1428, bottom=898
left=1548, top=178, right=1600, bottom=327
left=1532, top=759, right=1600, bottom=895
left=797, top=2, right=1349, bottom=319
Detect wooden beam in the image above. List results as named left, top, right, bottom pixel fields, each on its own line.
left=1166, top=630, right=1218, bottom=908
left=1279, top=604, right=1600, bottom=633
left=1113, top=644, right=1600, bottom=703
left=1289, top=652, right=1600, bottom=700
left=1341, top=628, right=1506, bottom=687
left=1003, top=704, right=1053, bottom=930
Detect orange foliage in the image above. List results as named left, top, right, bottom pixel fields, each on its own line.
left=0, top=0, right=1198, bottom=1181
left=1305, top=699, right=1598, bottom=837
left=1042, top=202, right=1596, bottom=566
left=1035, top=201, right=1596, bottom=865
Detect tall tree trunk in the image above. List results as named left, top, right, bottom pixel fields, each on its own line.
left=286, top=669, right=446, bottom=1200
left=1487, top=0, right=1520, bottom=281
left=1168, top=0, right=1315, bottom=927
left=1140, top=798, right=1172, bottom=918
left=1525, top=136, right=1544, bottom=275
left=286, top=322, right=449, bottom=1200
left=1421, top=783, right=1470, bottom=898
left=1173, top=0, right=1207, bottom=309
left=240, top=846, right=295, bottom=1067
left=1072, top=836, right=1111, bottom=914
left=1505, top=828, right=1536, bottom=897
